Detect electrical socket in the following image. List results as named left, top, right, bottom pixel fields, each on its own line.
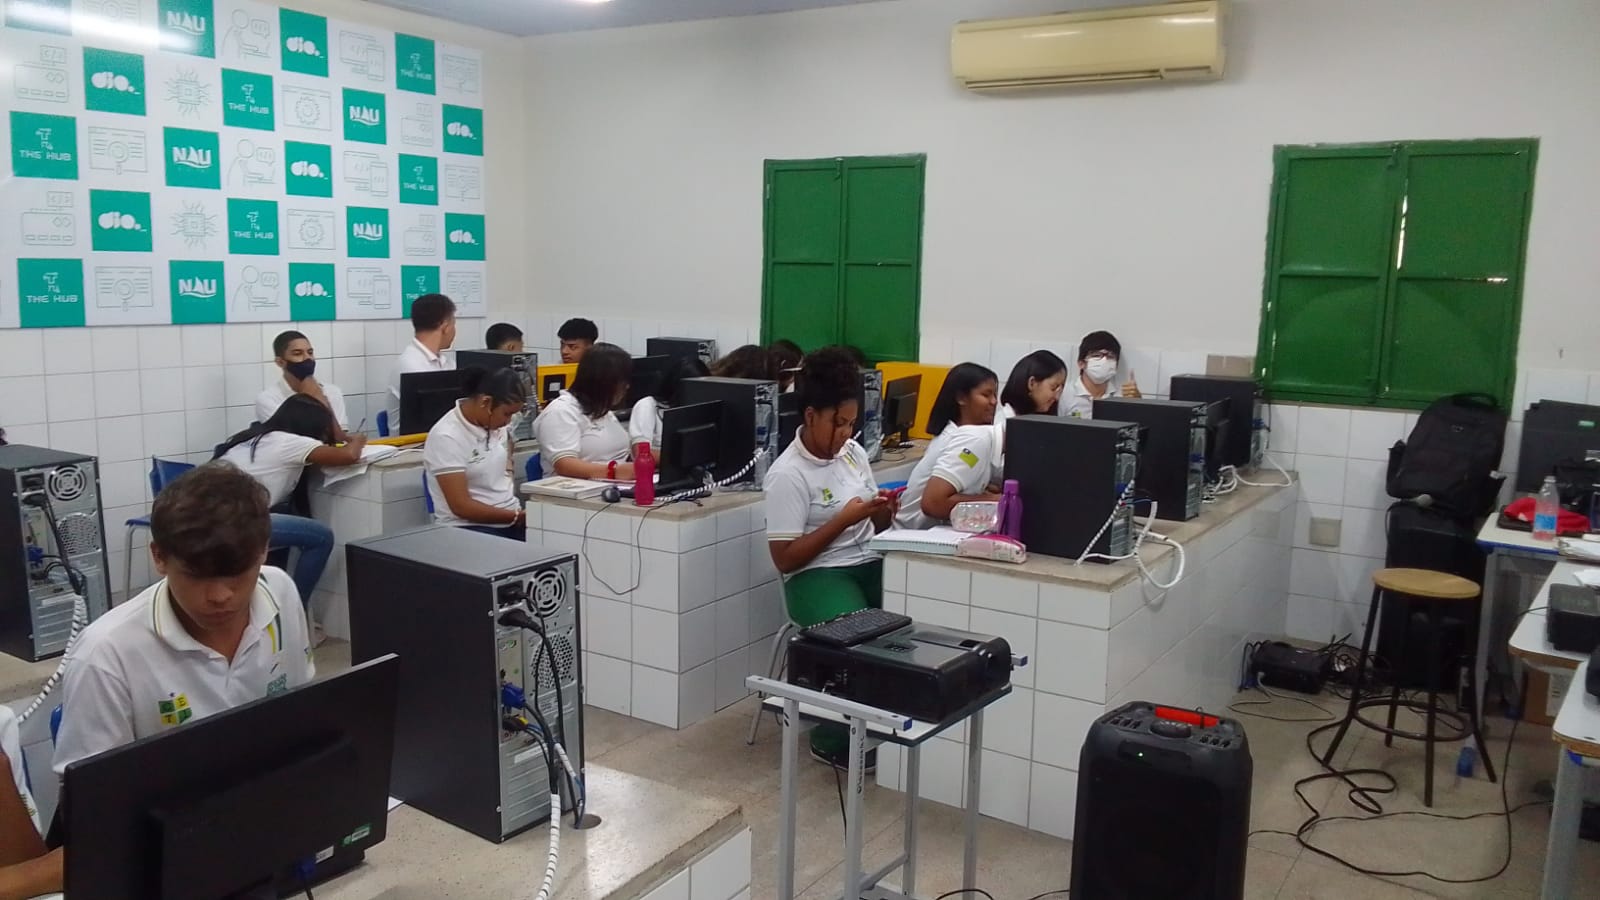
left=1309, top=516, right=1342, bottom=548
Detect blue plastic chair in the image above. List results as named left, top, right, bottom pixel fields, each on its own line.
left=376, top=410, right=390, bottom=437
left=525, top=454, right=542, bottom=483
left=422, top=473, right=434, bottom=516
left=123, top=458, right=197, bottom=599
left=880, top=480, right=908, bottom=492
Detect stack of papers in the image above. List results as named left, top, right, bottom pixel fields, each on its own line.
left=524, top=477, right=610, bottom=500
left=869, top=527, right=967, bottom=556
left=320, top=444, right=406, bottom=487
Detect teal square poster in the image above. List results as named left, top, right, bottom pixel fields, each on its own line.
left=17, top=259, right=86, bottom=328
left=164, top=127, right=221, bottom=189
left=280, top=9, right=329, bottom=77
left=398, top=154, right=438, bottom=205
left=169, top=260, right=225, bottom=323
left=10, top=111, right=79, bottom=180
left=395, top=33, right=435, bottom=95
left=83, top=48, right=147, bottom=116
left=158, top=0, right=216, bottom=57
left=401, top=265, right=438, bottom=314
left=442, top=105, right=483, bottom=156
left=289, top=263, right=336, bottom=320
left=284, top=141, right=333, bottom=197
left=445, top=213, right=485, bottom=261
left=90, top=190, right=154, bottom=252
left=346, top=206, right=390, bottom=258
left=222, top=69, right=274, bottom=130
left=342, top=88, right=386, bottom=144
left=227, top=198, right=280, bottom=255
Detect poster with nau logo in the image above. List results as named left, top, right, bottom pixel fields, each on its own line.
left=0, top=0, right=486, bottom=327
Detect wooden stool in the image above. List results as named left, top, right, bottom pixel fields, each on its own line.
left=1319, top=567, right=1497, bottom=807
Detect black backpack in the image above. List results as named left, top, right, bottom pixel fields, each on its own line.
left=1385, top=393, right=1507, bottom=519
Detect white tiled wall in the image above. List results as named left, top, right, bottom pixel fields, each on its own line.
left=637, top=826, right=753, bottom=900
left=0, top=320, right=484, bottom=602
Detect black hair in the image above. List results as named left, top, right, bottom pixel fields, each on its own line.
left=652, top=356, right=710, bottom=405
left=927, top=363, right=999, bottom=435
left=794, top=347, right=862, bottom=415
left=271, top=329, right=307, bottom=359
left=769, top=339, right=802, bottom=371
left=484, top=322, right=523, bottom=350
left=462, top=366, right=528, bottom=407
left=1077, top=330, right=1122, bottom=362
left=214, top=394, right=335, bottom=461
left=840, top=345, right=869, bottom=367
left=1001, top=350, right=1068, bottom=415
left=711, top=344, right=776, bottom=381
left=152, top=462, right=272, bottom=578
left=412, top=293, right=456, bottom=333
left=567, top=342, right=631, bottom=417
left=558, top=318, right=599, bottom=343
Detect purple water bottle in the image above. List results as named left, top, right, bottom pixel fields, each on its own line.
left=1001, top=479, right=1023, bottom=540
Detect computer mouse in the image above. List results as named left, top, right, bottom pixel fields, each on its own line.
left=601, top=486, right=622, bottom=503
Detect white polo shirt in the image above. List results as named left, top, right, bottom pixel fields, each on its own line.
left=895, top=424, right=1000, bottom=530
left=533, top=392, right=630, bottom=479
left=218, top=433, right=324, bottom=507
left=1060, top=372, right=1123, bottom=420
left=387, top=337, right=454, bottom=434
left=0, top=706, right=38, bottom=831
left=424, top=402, right=517, bottom=525
left=628, top=396, right=662, bottom=450
left=764, top=432, right=880, bottom=573
left=53, top=566, right=314, bottom=775
left=255, top=377, right=349, bottom=429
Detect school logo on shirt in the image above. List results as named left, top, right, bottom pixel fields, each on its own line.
left=820, top=487, right=835, bottom=505
left=266, top=673, right=288, bottom=696
left=959, top=448, right=980, bottom=469
left=158, top=692, right=193, bottom=726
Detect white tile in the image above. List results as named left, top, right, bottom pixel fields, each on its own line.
left=979, top=686, right=1034, bottom=759
left=1341, top=458, right=1388, bottom=510
left=584, top=596, right=631, bottom=659
left=714, top=592, right=749, bottom=657
left=1107, top=606, right=1152, bottom=696
left=630, top=666, right=678, bottom=728
left=748, top=579, right=785, bottom=643
left=990, top=339, right=1032, bottom=377
left=906, top=560, right=970, bottom=604
left=41, top=329, right=95, bottom=374
left=1155, top=350, right=1207, bottom=397
left=333, top=357, right=367, bottom=396
left=44, top=374, right=95, bottom=422
left=1500, top=421, right=1522, bottom=474
left=583, top=653, right=630, bottom=715
left=678, top=602, right=717, bottom=671
left=89, top=327, right=142, bottom=371
left=0, top=331, right=45, bottom=378
left=1289, top=548, right=1339, bottom=600
left=1285, top=594, right=1333, bottom=643
left=747, top=535, right=778, bottom=588
left=221, top=323, right=262, bottom=364
left=1525, top=368, right=1590, bottom=405
left=224, top=363, right=264, bottom=409
left=1347, top=409, right=1406, bottom=462
left=677, top=661, right=716, bottom=727
left=1293, top=453, right=1346, bottom=506
left=1296, top=405, right=1351, bottom=457
left=689, top=827, right=752, bottom=900
left=641, top=869, right=688, bottom=900
left=1027, top=763, right=1079, bottom=840
left=1334, top=552, right=1384, bottom=607
left=679, top=515, right=717, bottom=552
left=906, top=594, right=969, bottom=631
left=1030, top=692, right=1102, bottom=770
left=1, top=424, right=48, bottom=447
left=1034, top=620, right=1107, bottom=702
left=715, top=535, right=751, bottom=598
left=1038, top=582, right=1112, bottom=629
left=634, top=549, right=680, bottom=612
left=182, top=366, right=227, bottom=411
left=950, top=337, right=991, bottom=371
left=141, top=413, right=186, bottom=460
left=882, top=556, right=907, bottom=593
left=183, top=408, right=228, bottom=454
left=99, top=459, right=147, bottom=509
left=633, top=607, right=682, bottom=672
left=137, top=326, right=184, bottom=369
left=1266, top=403, right=1299, bottom=454
left=93, top=370, right=143, bottom=418
left=970, top=606, right=1037, bottom=689
left=138, top=368, right=186, bottom=414
left=330, top=321, right=365, bottom=358
left=365, top=356, right=397, bottom=407
left=0, top=377, right=48, bottom=426
left=678, top=545, right=717, bottom=610
left=94, top=416, right=145, bottom=464
left=180, top=325, right=225, bottom=367
left=918, top=334, right=954, bottom=365
left=714, top=647, right=751, bottom=710
left=917, top=733, right=969, bottom=809
left=970, top=572, right=1038, bottom=617
left=364, top=321, right=398, bottom=356
left=295, top=322, right=333, bottom=356
left=1338, top=505, right=1388, bottom=559
left=977, top=749, right=1031, bottom=826
left=226, top=405, right=255, bottom=436
left=1293, top=501, right=1343, bottom=550
left=1123, top=347, right=1162, bottom=394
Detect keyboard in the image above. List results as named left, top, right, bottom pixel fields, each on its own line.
left=802, top=608, right=913, bottom=648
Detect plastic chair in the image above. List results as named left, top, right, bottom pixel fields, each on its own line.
left=123, top=458, right=196, bottom=600
left=525, top=453, right=542, bottom=484
left=376, top=410, right=390, bottom=437
left=422, top=473, right=434, bottom=516
left=879, top=480, right=908, bottom=492
left=747, top=581, right=797, bottom=746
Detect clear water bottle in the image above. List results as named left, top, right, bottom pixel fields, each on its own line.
left=1533, top=475, right=1561, bottom=541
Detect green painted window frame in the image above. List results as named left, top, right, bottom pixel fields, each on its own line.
left=759, top=154, right=926, bottom=363
left=1256, top=139, right=1537, bottom=411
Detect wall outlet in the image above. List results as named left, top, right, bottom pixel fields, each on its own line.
left=1309, top=516, right=1342, bottom=548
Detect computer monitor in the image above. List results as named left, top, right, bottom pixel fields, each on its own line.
left=776, top=392, right=801, bottom=455
left=1201, top=399, right=1232, bottom=482
left=399, top=369, right=471, bottom=435
left=659, top=400, right=722, bottom=489
left=62, top=655, right=399, bottom=900
left=882, top=375, right=921, bottom=448
left=456, top=349, right=539, bottom=440
left=623, top=355, right=674, bottom=410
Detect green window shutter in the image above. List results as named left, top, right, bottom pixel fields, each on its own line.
left=762, top=160, right=843, bottom=351
left=840, top=156, right=924, bottom=363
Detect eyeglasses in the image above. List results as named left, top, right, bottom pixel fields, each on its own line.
left=1085, top=351, right=1118, bottom=361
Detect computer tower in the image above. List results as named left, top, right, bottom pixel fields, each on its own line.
left=1170, top=375, right=1264, bottom=470
left=0, top=445, right=112, bottom=660
left=1517, top=400, right=1600, bottom=493
left=346, top=526, right=583, bottom=843
left=776, top=393, right=801, bottom=456
left=679, top=377, right=779, bottom=486
left=1072, top=702, right=1252, bottom=900
left=1381, top=502, right=1486, bottom=692
left=860, top=368, right=884, bottom=463
left=455, top=349, right=540, bottom=442
left=1003, top=416, right=1140, bottom=561
left=1093, top=398, right=1207, bottom=522
left=648, top=337, right=718, bottom=369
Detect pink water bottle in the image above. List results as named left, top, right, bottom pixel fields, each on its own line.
left=1000, top=479, right=1023, bottom=540
left=634, top=443, right=655, bottom=507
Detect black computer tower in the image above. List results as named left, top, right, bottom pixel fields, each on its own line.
left=346, top=526, right=583, bottom=843
left=1072, top=702, right=1252, bottom=899
left=1093, top=398, right=1207, bottom=521
left=1170, top=375, right=1264, bottom=470
left=679, top=377, right=778, bottom=485
left=776, top=392, right=801, bottom=456
left=1381, top=502, right=1487, bottom=691
left=0, top=445, right=112, bottom=660
left=647, top=337, right=718, bottom=368
left=455, top=349, right=540, bottom=441
left=1517, top=400, right=1600, bottom=493
left=1003, top=416, right=1140, bottom=561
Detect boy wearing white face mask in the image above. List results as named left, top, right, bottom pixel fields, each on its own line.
left=1060, top=330, right=1141, bottom=419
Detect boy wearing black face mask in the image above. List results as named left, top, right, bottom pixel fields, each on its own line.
left=256, top=330, right=351, bottom=442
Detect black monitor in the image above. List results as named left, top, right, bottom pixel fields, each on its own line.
left=400, top=369, right=470, bottom=435
left=62, top=655, right=400, bottom=900
left=623, top=355, right=674, bottom=410
left=659, top=400, right=722, bottom=489
left=776, top=392, right=801, bottom=455
left=1201, top=399, right=1231, bottom=481
left=882, top=375, right=921, bottom=448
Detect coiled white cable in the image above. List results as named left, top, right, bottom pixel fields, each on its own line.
left=16, top=592, right=88, bottom=725
left=549, top=738, right=584, bottom=819
left=1078, top=497, right=1187, bottom=590
left=1232, top=452, right=1293, bottom=488
left=533, top=791, right=561, bottom=900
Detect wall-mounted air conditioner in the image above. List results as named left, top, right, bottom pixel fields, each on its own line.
left=951, top=1, right=1226, bottom=91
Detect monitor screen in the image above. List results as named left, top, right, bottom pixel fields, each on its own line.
left=660, top=400, right=722, bottom=485
left=400, top=369, right=471, bottom=435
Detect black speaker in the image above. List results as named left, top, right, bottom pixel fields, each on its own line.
left=1380, top=502, right=1486, bottom=690
left=1071, top=702, right=1252, bottom=900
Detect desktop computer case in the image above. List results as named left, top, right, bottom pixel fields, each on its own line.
left=647, top=337, right=718, bottom=368
left=346, top=526, right=583, bottom=843
left=679, top=377, right=779, bottom=486
left=1169, top=374, right=1264, bottom=470
left=0, top=445, right=112, bottom=660
left=1092, top=398, right=1206, bottom=521
left=1003, top=416, right=1140, bottom=561
left=454, top=349, right=540, bottom=442
left=860, top=369, right=884, bottom=463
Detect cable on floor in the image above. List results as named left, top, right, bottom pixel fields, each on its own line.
left=1227, top=679, right=1338, bottom=723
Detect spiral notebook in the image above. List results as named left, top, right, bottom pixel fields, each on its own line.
left=868, top=527, right=967, bottom=556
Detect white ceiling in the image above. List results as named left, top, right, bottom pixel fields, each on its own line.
left=364, top=0, right=891, bottom=36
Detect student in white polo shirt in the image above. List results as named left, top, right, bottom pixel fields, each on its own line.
left=0, top=705, right=52, bottom=898
left=628, top=355, right=710, bottom=453
left=896, top=362, right=1002, bottom=530
left=387, top=293, right=457, bottom=435
left=764, top=347, right=898, bottom=770
left=424, top=367, right=528, bottom=541
left=255, top=329, right=350, bottom=440
left=533, top=343, right=634, bottom=480
left=1060, top=330, right=1141, bottom=419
